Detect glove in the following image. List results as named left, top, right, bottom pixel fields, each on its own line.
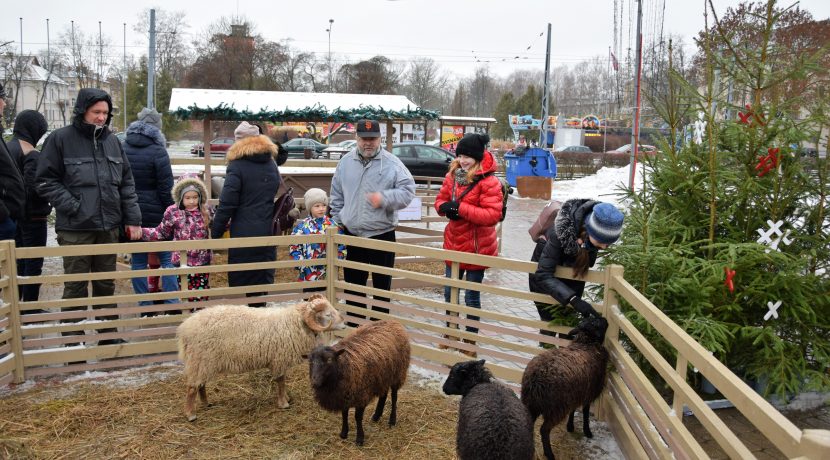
left=570, top=297, right=599, bottom=317
left=439, top=201, right=461, bottom=220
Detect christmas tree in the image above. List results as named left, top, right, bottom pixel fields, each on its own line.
left=605, top=0, right=830, bottom=398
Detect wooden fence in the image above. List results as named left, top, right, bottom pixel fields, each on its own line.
left=0, top=229, right=828, bottom=459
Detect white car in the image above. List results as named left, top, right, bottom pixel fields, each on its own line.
left=322, top=140, right=357, bottom=159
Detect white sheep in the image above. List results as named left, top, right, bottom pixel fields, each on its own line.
left=177, top=294, right=345, bottom=421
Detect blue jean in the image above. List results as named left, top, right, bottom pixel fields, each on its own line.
left=444, top=265, right=484, bottom=333
left=131, top=251, right=180, bottom=305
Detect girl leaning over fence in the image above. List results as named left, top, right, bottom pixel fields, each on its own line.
left=141, top=174, right=213, bottom=303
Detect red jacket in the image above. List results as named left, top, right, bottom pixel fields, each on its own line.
left=435, top=151, right=503, bottom=270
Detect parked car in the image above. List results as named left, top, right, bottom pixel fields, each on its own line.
left=391, top=143, right=455, bottom=178
left=191, top=137, right=235, bottom=156
left=554, top=145, right=593, bottom=153
left=321, top=139, right=356, bottom=159
left=611, top=144, right=658, bottom=154
left=282, top=138, right=326, bottom=159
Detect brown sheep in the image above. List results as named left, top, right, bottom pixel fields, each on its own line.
left=520, top=315, right=609, bottom=460
left=177, top=294, right=345, bottom=421
left=307, top=320, right=411, bottom=446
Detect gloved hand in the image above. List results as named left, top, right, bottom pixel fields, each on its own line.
left=439, top=201, right=461, bottom=220
left=570, top=297, right=599, bottom=317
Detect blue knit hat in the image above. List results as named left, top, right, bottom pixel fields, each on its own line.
left=584, top=203, right=624, bottom=244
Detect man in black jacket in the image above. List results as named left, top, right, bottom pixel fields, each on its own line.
left=37, top=88, right=142, bottom=347
left=0, top=83, right=25, bottom=241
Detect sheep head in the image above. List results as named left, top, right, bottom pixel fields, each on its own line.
left=308, top=345, right=345, bottom=389
left=442, top=359, right=491, bottom=396
left=302, top=295, right=346, bottom=333
left=567, top=316, right=609, bottom=344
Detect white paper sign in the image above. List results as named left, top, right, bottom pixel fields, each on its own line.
left=399, top=197, right=423, bottom=221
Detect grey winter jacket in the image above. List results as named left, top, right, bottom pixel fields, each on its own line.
left=329, top=148, right=415, bottom=237
left=36, top=88, right=141, bottom=231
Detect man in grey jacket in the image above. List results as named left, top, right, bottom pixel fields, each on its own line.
left=37, top=88, right=141, bottom=347
left=329, top=119, right=415, bottom=321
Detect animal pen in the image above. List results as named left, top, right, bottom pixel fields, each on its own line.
left=1, top=219, right=828, bottom=458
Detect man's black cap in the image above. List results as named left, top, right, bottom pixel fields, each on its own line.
left=356, top=119, right=381, bottom=138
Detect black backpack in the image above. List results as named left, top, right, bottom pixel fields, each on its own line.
left=272, top=187, right=297, bottom=235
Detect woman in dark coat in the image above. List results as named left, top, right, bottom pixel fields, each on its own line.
left=211, top=122, right=281, bottom=307
left=123, top=109, right=178, bottom=308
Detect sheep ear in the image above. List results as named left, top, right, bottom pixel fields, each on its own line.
left=335, top=349, right=346, bottom=357
left=476, top=359, right=486, bottom=366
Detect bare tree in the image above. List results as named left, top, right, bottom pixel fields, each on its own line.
left=338, top=56, right=398, bottom=95
left=275, top=42, right=312, bottom=92
left=134, top=8, right=193, bottom=82
left=402, top=57, right=449, bottom=110
left=58, top=24, right=112, bottom=89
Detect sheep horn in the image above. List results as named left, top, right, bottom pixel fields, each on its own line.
left=303, top=301, right=330, bottom=333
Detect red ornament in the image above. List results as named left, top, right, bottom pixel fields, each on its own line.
left=738, top=104, right=766, bottom=127
left=724, top=267, right=736, bottom=293
left=755, top=147, right=780, bottom=177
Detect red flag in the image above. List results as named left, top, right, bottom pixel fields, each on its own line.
left=610, top=51, right=619, bottom=71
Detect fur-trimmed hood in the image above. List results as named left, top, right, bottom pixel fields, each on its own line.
left=172, top=175, right=209, bottom=208
left=126, top=120, right=166, bottom=147
left=554, top=198, right=599, bottom=256
left=226, top=135, right=278, bottom=163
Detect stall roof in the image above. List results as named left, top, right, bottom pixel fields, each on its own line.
left=169, top=88, right=440, bottom=122
left=439, top=115, right=497, bottom=124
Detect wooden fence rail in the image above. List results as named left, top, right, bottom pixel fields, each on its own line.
left=0, top=229, right=827, bottom=459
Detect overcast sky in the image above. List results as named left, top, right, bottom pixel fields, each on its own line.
left=2, top=0, right=829, bottom=79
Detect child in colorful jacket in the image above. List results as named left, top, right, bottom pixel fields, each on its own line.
left=289, top=188, right=346, bottom=292
left=142, top=174, right=213, bottom=301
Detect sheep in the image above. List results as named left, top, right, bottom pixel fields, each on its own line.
left=520, top=315, right=609, bottom=460
left=177, top=293, right=345, bottom=421
left=442, top=359, right=535, bottom=460
left=307, top=319, right=410, bottom=446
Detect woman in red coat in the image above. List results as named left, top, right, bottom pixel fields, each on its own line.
left=435, top=133, right=503, bottom=355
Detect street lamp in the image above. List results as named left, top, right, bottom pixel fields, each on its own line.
left=326, top=19, right=334, bottom=91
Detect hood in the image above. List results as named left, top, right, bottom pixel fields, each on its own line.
left=554, top=198, right=598, bottom=256
left=474, top=150, right=498, bottom=176
left=172, top=174, right=209, bottom=208
left=226, top=135, right=278, bottom=163
left=73, top=88, right=113, bottom=126
left=12, top=110, right=48, bottom=146
left=126, top=120, right=166, bottom=147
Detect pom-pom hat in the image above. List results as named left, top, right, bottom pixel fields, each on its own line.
left=584, top=202, right=624, bottom=245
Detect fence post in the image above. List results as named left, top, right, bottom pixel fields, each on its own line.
left=598, top=263, right=624, bottom=422
left=1, top=240, right=25, bottom=383
left=799, top=429, right=830, bottom=459
left=445, top=261, right=461, bottom=342
left=325, top=226, right=337, bottom=304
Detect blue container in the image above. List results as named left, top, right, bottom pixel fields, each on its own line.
left=503, top=148, right=557, bottom=187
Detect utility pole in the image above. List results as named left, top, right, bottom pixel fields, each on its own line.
left=98, top=21, right=103, bottom=88
left=539, top=22, right=552, bottom=148
left=326, top=19, right=334, bottom=91
left=147, top=9, right=156, bottom=109
left=628, top=0, right=643, bottom=189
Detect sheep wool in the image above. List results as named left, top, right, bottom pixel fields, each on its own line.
left=308, top=320, right=411, bottom=446
left=521, top=316, right=609, bottom=460
left=177, top=294, right=345, bottom=421
left=443, top=359, right=534, bottom=460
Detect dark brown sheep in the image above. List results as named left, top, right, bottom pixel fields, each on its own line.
left=520, top=315, right=609, bottom=460
left=308, top=320, right=411, bottom=446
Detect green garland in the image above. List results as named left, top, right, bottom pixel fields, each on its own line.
left=172, top=102, right=440, bottom=122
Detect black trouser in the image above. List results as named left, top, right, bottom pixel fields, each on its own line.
left=57, top=229, right=121, bottom=346
left=15, top=218, right=48, bottom=310
left=343, top=228, right=396, bottom=321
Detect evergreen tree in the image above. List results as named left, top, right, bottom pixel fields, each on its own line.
left=491, top=92, right=515, bottom=140
left=605, top=0, right=830, bottom=397
left=126, top=56, right=186, bottom=139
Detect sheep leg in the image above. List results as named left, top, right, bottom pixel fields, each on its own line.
left=388, top=387, right=398, bottom=427
left=340, top=409, right=349, bottom=440
left=198, top=384, right=208, bottom=406
left=582, top=402, right=593, bottom=438
left=354, top=406, right=366, bottom=446
left=274, top=375, right=290, bottom=409
left=185, top=386, right=199, bottom=422
left=371, top=390, right=388, bottom=422
left=566, top=410, right=575, bottom=432
left=540, top=417, right=556, bottom=460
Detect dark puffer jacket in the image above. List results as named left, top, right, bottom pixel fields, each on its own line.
left=36, top=88, right=141, bottom=231
left=124, top=121, right=174, bottom=227
left=529, top=198, right=600, bottom=304
left=0, top=137, right=25, bottom=222
left=211, top=135, right=280, bottom=287
left=8, top=111, right=51, bottom=220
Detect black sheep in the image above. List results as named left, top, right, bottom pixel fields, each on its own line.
left=308, top=320, right=410, bottom=446
left=443, top=359, right=535, bottom=460
left=521, top=315, right=609, bottom=460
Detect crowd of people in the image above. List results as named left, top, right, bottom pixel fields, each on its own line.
left=0, top=84, right=625, bottom=349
